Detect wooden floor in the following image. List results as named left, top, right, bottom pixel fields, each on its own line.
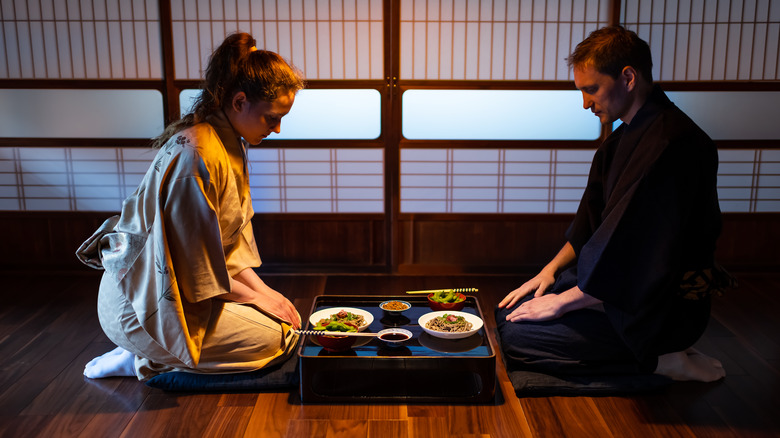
left=1, top=270, right=779, bottom=438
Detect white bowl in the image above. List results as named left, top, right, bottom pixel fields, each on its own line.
left=308, top=307, right=374, bottom=332
left=418, top=310, right=483, bottom=340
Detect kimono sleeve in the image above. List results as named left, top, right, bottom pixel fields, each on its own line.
left=162, top=171, right=232, bottom=304
left=575, top=135, right=716, bottom=314
left=225, top=219, right=262, bottom=277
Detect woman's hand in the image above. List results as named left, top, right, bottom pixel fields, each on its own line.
left=226, top=268, right=301, bottom=329
left=252, top=285, right=301, bottom=329
left=498, top=270, right=556, bottom=309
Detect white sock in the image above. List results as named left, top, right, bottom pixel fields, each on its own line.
left=83, top=346, right=136, bottom=378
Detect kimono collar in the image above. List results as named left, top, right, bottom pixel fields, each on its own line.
left=204, top=110, right=250, bottom=180
left=603, top=85, right=674, bottom=209
left=624, top=85, right=673, bottom=131
left=205, top=110, right=246, bottom=156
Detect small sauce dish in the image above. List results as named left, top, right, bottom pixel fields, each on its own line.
left=377, top=328, right=413, bottom=347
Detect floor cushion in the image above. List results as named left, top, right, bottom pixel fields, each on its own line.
left=144, top=353, right=299, bottom=392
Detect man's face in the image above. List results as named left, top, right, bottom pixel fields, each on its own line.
left=573, top=64, right=632, bottom=125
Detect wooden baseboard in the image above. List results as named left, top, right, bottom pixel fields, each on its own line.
left=1, top=211, right=777, bottom=273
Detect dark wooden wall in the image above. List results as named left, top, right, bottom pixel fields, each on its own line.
left=2, top=211, right=776, bottom=274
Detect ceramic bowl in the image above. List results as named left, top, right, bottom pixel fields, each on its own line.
left=314, top=333, right=357, bottom=352
left=379, top=300, right=412, bottom=316
left=427, top=293, right=466, bottom=311
left=377, top=328, right=413, bottom=348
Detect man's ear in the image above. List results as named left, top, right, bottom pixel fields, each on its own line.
left=621, top=66, right=638, bottom=92
left=231, top=91, right=247, bottom=112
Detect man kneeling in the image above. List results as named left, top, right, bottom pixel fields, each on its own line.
left=497, top=26, right=729, bottom=383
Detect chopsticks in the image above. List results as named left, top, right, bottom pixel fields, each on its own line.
left=405, top=288, right=478, bottom=295
left=294, top=330, right=378, bottom=337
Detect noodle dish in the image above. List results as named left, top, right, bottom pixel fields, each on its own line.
left=308, top=307, right=374, bottom=332
left=418, top=310, right=483, bottom=340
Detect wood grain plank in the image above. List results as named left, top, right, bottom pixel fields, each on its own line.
left=76, top=380, right=153, bottom=438
left=244, top=391, right=297, bottom=438
left=493, top=379, right=534, bottom=437
left=406, top=404, right=448, bottom=419
left=593, top=395, right=697, bottom=438
left=408, top=416, right=446, bottom=438
left=661, top=383, right=743, bottom=438
left=0, top=414, right=49, bottom=438
left=283, top=419, right=332, bottom=438
left=284, top=419, right=369, bottom=438
left=368, top=404, right=408, bottom=420
left=202, top=405, right=253, bottom=438
left=367, top=419, right=407, bottom=438
left=0, top=278, right=103, bottom=415
left=118, top=393, right=221, bottom=437
left=218, top=392, right=259, bottom=408
left=519, top=397, right=613, bottom=438
left=2, top=272, right=779, bottom=438
left=21, top=343, right=147, bottom=438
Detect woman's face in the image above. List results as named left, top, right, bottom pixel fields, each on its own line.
left=228, top=90, right=296, bottom=145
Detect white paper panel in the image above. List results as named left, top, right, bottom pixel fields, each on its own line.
left=0, top=89, right=164, bottom=138
left=180, top=89, right=382, bottom=140
left=667, top=91, right=780, bottom=140
left=402, top=89, right=601, bottom=140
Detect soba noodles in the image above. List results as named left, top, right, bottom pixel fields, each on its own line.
left=425, top=313, right=473, bottom=333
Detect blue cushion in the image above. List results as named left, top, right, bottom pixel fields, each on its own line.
left=505, top=368, right=671, bottom=396
left=144, top=353, right=299, bottom=392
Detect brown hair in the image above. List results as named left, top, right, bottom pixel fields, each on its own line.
left=152, top=32, right=305, bottom=148
left=566, top=26, right=653, bottom=83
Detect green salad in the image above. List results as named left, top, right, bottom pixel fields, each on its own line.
left=313, top=320, right=357, bottom=332
left=430, top=290, right=466, bottom=303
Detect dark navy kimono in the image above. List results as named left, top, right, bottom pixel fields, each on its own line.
left=497, top=86, right=721, bottom=374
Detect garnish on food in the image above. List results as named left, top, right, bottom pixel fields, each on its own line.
left=313, top=320, right=358, bottom=333
left=425, top=313, right=473, bottom=332
left=430, top=290, right=466, bottom=303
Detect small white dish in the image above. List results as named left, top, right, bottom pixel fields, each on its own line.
left=377, top=328, right=413, bottom=347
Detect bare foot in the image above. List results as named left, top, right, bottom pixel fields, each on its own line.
left=655, top=348, right=726, bottom=382
left=686, top=347, right=724, bottom=368
left=84, top=346, right=136, bottom=378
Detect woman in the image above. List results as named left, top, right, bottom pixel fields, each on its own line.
left=77, top=33, right=304, bottom=380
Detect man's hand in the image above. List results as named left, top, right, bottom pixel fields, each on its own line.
left=504, top=293, right=567, bottom=322
left=504, top=286, right=602, bottom=323
left=498, top=270, right=556, bottom=309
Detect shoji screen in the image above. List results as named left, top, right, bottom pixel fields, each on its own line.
left=398, top=0, right=780, bottom=214
left=399, top=0, right=610, bottom=80
left=170, top=0, right=384, bottom=80
left=1, top=0, right=385, bottom=213
left=1, top=0, right=162, bottom=79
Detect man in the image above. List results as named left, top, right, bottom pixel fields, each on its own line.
left=496, top=26, right=727, bottom=382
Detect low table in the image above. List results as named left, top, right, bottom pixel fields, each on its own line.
left=298, top=295, right=496, bottom=403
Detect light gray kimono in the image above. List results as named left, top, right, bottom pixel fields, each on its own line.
left=77, top=112, right=297, bottom=380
